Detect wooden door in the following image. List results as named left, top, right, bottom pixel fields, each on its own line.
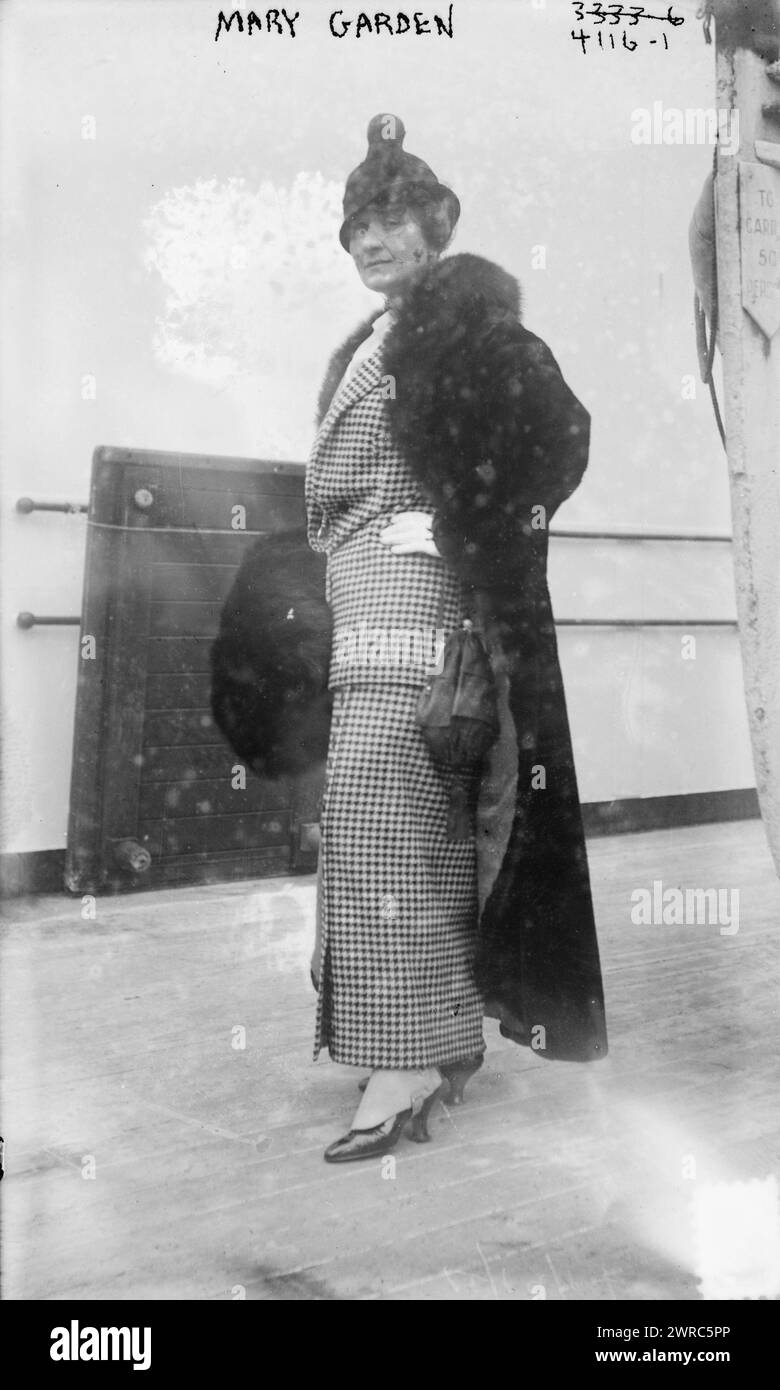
left=65, top=445, right=322, bottom=894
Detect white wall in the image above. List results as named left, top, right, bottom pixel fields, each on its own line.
left=0, top=0, right=753, bottom=854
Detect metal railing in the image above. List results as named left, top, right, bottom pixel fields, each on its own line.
left=16, top=497, right=88, bottom=515
left=551, top=526, right=732, bottom=543
left=16, top=613, right=81, bottom=628
left=13, top=519, right=737, bottom=629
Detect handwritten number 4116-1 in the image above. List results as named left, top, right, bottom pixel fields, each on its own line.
left=571, top=27, right=667, bottom=52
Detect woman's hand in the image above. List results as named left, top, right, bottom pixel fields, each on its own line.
left=379, top=511, right=441, bottom=557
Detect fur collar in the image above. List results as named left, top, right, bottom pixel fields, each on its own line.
left=392, top=252, right=523, bottom=327
left=315, top=255, right=523, bottom=425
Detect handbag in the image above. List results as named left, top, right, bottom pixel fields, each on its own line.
left=415, top=576, right=500, bottom=841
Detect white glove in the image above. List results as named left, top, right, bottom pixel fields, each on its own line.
left=379, top=510, right=441, bottom=558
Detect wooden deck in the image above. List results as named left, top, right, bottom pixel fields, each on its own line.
left=2, top=819, right=779, bottom=1301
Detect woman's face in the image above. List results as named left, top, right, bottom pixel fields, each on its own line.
left=348, top=204, right=437, bottom=299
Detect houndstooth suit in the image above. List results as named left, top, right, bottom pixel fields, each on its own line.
left=306, top=337, right=486, bottom=1068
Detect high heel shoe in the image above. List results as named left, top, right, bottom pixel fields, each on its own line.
left=408, top=1082, right=446, bottom=1143
left=439, top=1053, right=484, bottom=1105
left=323, top=1083, right=446, bottom=1163
left=357, top=1054, right=484, bottom=1104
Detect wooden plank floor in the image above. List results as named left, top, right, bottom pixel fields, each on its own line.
left=2, top=820, right=779, bottom=1301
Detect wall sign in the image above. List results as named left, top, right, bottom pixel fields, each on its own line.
left=739, top=160, right=780, bottom=339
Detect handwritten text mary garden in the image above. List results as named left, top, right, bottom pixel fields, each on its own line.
left=214, top=7, right=455, bottom=41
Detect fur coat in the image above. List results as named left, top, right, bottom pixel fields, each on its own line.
left=212, top=252, right=608, bottom=1063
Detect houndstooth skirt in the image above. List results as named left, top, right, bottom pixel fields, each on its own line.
left=314, top=683, right=486, bottom=1068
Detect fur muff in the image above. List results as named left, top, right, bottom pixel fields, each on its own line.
left=209, top=528, right=332, bottom=779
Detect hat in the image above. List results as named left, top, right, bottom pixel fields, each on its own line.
left=339, top=113, right=460, bottom=251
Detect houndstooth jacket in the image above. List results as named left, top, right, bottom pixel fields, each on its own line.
left=306, top=331, right=467, bottom=689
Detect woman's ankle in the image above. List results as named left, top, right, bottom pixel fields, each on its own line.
left=352, top=1067, right=441, bottom=1130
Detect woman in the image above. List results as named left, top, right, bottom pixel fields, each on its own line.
left=307, top=114, right=607, bottom=1164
